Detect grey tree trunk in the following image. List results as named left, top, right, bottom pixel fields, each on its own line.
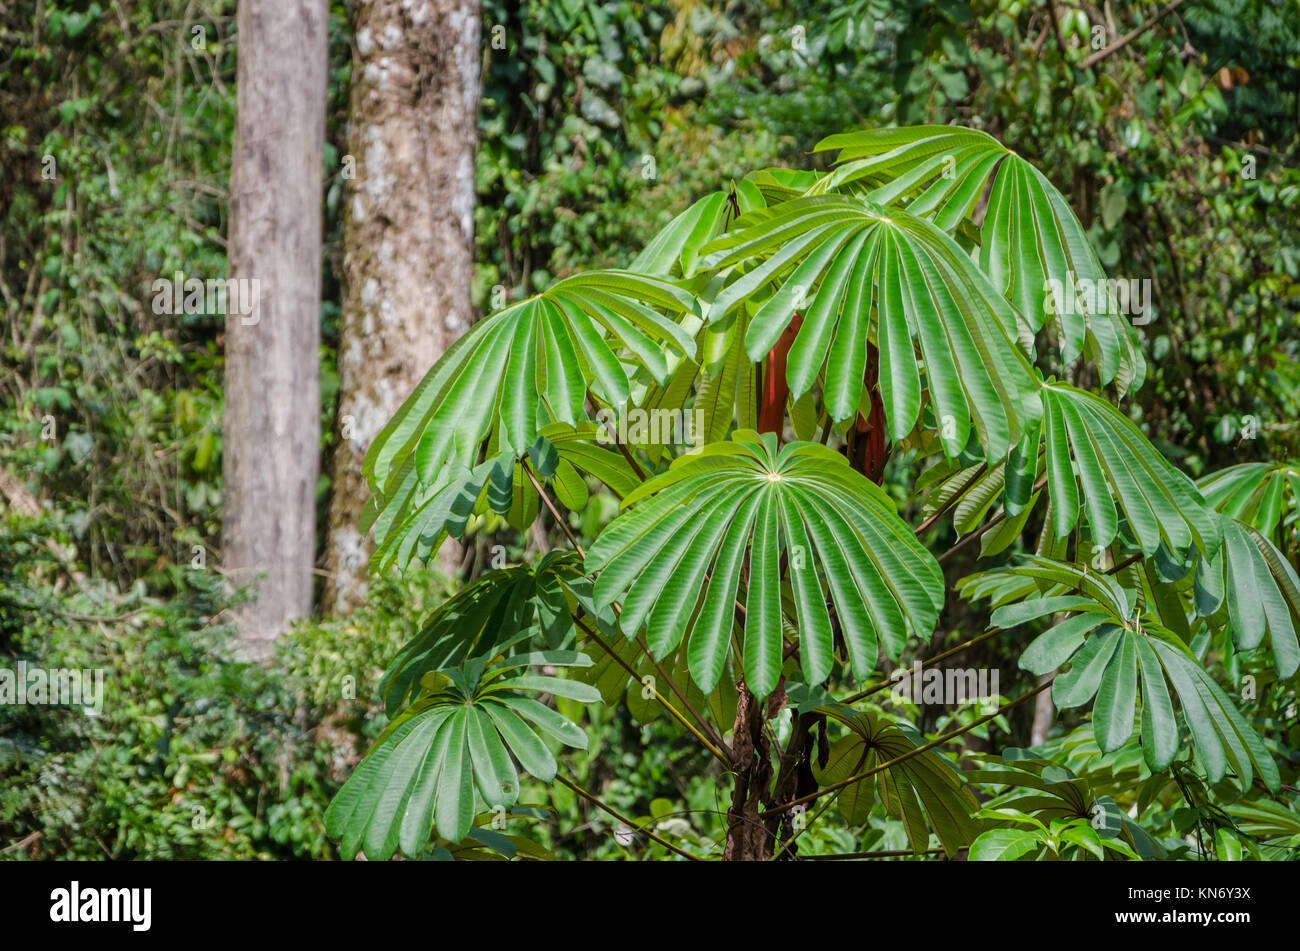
left=223, top=0, right=329, bottom=660
left=323, top=0, right=481, bottom=614
left=1030, top=673, right=1055, bottom=746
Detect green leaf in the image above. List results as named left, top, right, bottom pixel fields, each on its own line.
left=814, top=712, right=979, bottom=856
left=363, top=274, right=698, bottom=569
left=697, top=195, right=1041, bottom=461
left=814, top=126, right=1145, bottom=394
left=1199, top=461, right=1300, bottom=548
left=969, top=828, right=1041, bottom=861
left=1019, top=612, right=1104, bottom=676
left=585, top=433, right=944, bottom=696
left=1052, top=625, right=1122, bottom=709
left=1215, top=518, right=1300, bottom=678
left=1036, top=384, right=1220, bottom=560
left=380, top=553, right=596, bottom=715
left=1092, top=631, right=1138, bottom=753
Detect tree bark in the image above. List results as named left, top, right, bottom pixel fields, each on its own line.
left=1030, top=672, right=1055, bottom=745
left=223, top=0, right=328, bottom=659
left=723, top=683, right=775, bottom=860
left=322, top=0, right=481, bottom=614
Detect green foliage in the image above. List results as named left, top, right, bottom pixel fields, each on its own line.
left=325, top=641, right=596, bottom=855
left=587, top=431, right=943, bottom=694
left=968, top=556, right=1281, bottom=786
left=811, top=708, right=980, bottom=856
left=813, top=125, right=1145, bottom=391
left=337, top=108, right=1300, bottom=861
left=0, top=512, right=435, bottom=860
left=698, top=191, right=1041, bottom=455
left=5, top=0, right=1299, bottom=863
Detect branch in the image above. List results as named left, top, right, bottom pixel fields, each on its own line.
left=573, top=616, right=730, bottom=765
left=632, top=633, right=731, bottom=758
left=840, top=626, right=1005, bottom=705
left=554, top=774, right=704, bottom=861
left=532, top=455, right=730, bottom=761
left=771, top=680, right=1052, bottom=819
left=584, top=386, right=648, bottom=482
left=521, top=457, right=585, bottom=558
left=1, top=831, right=41, bottom=855
left=1079, top=0, right=1189, bottom=69
left=767, top=682, right=1051, bottom=860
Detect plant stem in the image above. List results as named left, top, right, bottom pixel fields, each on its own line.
left=771, top=680, right=1052, bottom=818
left=840, top=626, right=1004, bottom=705
left=554, top=774, right=703, bottom=861
left=1080, top=0, right=1188, bottom=69
left=584, top=385, right=648, bottom=483
left=914, top=463, right=987, bottom=536
left=533, top=468, right=729, bottom=760
left=632, top=634, right=730, bottom=757
left=573, top=616, right=730, bottom=765
left=1107, top=551, right=1143, bottom=575
left=522, top=458, right=585, bottom=558
left=616, top=439, right=648, bottom=482
left=818, top=413, right=835, bottom=445
left=602, top=597, right=731, bottom=756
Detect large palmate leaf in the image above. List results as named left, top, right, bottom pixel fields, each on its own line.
left=1199, top=516, right=1300, bottom=679
left=696, top=195, right=1041, bottom=461
left=364, top=429, right=640, bottom=573
left=379, top=551, right=602, bottom=715
left=966, top=752, right=1160, bottom=858
left=1226, top=799, right=1300, bottom=859
left=1199, top=461, right=1300, bottom=556
left=631, top=181, right=766, bottom=280
left=326, top=639, right=600, bottom=858
left=584, top=431, right=945, bottom=698
left=1010, top=383, right=1221, bottom=560
left=811, top=710, right=979, bottom=857
left=967, top=753, right=1098, bottom=825
left=970, top=558, right=1281, bottom=791
left=812, top=126, right=1146, bottom=393
left=360, top=271, right=699, bottom=569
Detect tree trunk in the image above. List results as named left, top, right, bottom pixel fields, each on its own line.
left=724, top=683, right=775, bottom=860
left=223, top=0, right=328, bottom=659
left=1030, top=672, right=1055, bottom=745
left=322, top=0, right=481, bottom=614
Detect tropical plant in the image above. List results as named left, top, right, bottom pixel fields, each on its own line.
left=325, top=123, right=1300, bottom=861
